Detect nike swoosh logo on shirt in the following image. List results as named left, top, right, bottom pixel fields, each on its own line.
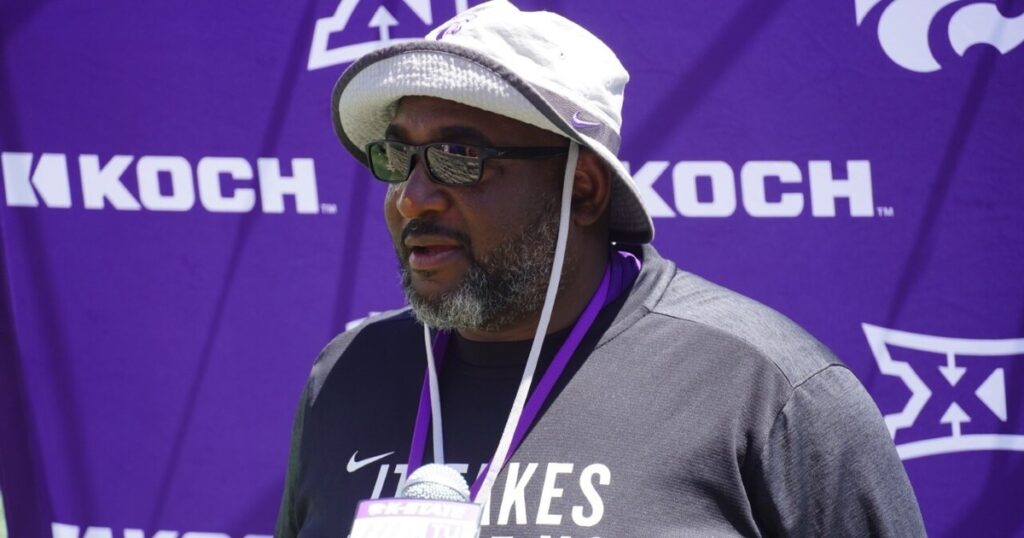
left=346, top=450, right=395, bottom=473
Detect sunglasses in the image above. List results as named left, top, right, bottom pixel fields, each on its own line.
left=366, top=140, right=569, bottom=186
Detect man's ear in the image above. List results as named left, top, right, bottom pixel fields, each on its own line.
left=571, top=148, right=612, bottom=227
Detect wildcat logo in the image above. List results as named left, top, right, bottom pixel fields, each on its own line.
left=855, top=0, right=1024, bottom=72
left=863, top=323, right=1024, bottom=460
left=308, top=0, right=471, bottom=70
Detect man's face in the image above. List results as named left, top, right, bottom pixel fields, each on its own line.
left=383, top=96, right=570, bottom=333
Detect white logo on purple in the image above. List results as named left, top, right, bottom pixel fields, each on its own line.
left=863, top=323, right=1024, bottom=460
left=307, top=0, right=471, bottom=70
left=856, top=0, right=1024, bottom=73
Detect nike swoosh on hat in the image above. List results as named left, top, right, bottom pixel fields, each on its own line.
left=571, top=110, right=602, bottom=128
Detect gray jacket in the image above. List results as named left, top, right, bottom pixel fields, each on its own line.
left=277, top=244, right=925, bottom=537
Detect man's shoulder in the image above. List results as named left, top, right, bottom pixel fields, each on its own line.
left=318, top=307, right=418, bottom=355
left=643, top=256, right=841, bottom=388
left=306, top=307, right=420, bottom=404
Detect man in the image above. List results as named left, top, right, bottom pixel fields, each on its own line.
left=277, top=1, right=925, bottom=536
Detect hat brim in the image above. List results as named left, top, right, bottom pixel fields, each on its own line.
left=332, top=41, right=654, bottom=244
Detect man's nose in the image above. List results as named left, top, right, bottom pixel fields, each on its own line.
left=394, top=158, right=449, bottom=219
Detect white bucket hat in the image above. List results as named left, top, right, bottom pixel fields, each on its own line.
left=331, top=0, right=654, bottom=244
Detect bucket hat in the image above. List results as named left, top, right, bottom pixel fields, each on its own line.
left=331, top=0, right=654, bottom=244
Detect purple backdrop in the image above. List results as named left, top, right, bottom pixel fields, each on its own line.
left=2, top=0, right=1022, bottom=536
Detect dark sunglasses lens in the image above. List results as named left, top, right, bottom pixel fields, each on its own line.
left=368, top=142, right=412, bottom=183
left=425, top=144, right=483, bottom=185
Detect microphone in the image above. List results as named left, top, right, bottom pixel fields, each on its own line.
left=400, top=464, right=471, bottom=502
left=349, top=464, right=483, bottom=537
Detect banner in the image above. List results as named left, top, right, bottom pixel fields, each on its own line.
left=1, top=0, right=1021, bottom=536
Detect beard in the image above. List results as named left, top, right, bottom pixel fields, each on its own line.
left=398, top=197, right=565, bottom=333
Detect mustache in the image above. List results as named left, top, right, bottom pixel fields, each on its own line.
left=400, top=220, right=471, bottom=248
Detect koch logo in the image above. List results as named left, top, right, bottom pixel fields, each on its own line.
left=862, top=323, right=1024, bottom=460
left=1, top=152, right=329, bottom=215
left=308, top=0, right=471, bottom=70
left=855, top=0, right=1024, bottom=72
left=628, top=159, right=887, bottom=219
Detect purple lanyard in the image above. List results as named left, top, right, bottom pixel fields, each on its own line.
left=406, top=250, right=641, bottom=500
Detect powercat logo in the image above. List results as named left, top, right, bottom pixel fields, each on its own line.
left=855, top=0, right=1024, bottom=72
left=863, top=323, right=1024, bottom=460
left=1, top=152, right=327, bottom=214
left=308, top=0, right=471, bottom=70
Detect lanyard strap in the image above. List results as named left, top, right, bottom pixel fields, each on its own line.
left=406, top=250, right=641, bottom=500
